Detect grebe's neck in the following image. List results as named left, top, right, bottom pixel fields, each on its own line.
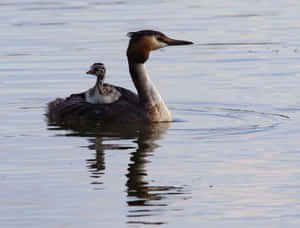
left=128, top=60, right=171, bottom=122
left=96, top=76, right=104, bottom=94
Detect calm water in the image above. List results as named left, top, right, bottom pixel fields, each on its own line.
left=1, top=0, right=300, bottom=227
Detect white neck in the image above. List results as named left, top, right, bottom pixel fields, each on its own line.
left=129, top=62, right=171, bottom=122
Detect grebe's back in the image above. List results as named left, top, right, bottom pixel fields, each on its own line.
left=47, top=84, right=145, bottom=124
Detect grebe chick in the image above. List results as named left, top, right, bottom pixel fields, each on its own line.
left=85, top=63, right=121, bottom=104
left=47, top=30, right=193, bottom=123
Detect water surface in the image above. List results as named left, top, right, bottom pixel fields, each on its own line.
left=1, top=0, right=300, bottom=227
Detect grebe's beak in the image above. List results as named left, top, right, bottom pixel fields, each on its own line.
left=165, top=37, right=193, bottom=46
left=86, top=70, right=92, bottom=75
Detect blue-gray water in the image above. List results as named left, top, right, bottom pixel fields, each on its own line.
left=1, top=0, right=300, bottom=227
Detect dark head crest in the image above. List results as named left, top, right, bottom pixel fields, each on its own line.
left=127, top=30, right=165, bottom=40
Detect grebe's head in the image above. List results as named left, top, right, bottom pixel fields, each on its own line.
left=86, top=63, right=106, bottom=79
left=127, top=30, right=193, bottom=63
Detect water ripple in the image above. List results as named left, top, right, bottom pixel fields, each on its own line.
left=170, top=104, right=289, bottom=139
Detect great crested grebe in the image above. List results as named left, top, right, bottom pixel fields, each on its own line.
left=47, top=30, right=193, bottom=123
left=85, top=62, right=121, bottom=104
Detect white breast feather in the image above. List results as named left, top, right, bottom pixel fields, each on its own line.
left=85, top=86, right=121, bottom=104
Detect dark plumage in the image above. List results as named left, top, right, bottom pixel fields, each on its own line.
left=47, top=84, right=148, bottom=125
left=127, top=30, right=166, bottom=40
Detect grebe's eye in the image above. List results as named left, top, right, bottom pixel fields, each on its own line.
left=157, top=36, right=164, bottom=42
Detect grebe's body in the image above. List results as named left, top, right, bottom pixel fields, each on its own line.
left=47, top=30, right=193, bottom=124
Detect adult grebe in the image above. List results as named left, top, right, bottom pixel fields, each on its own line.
left=47, top=30, right=193, bottom=124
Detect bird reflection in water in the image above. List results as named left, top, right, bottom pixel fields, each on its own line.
left=47, top=120, right=189, bottom=225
